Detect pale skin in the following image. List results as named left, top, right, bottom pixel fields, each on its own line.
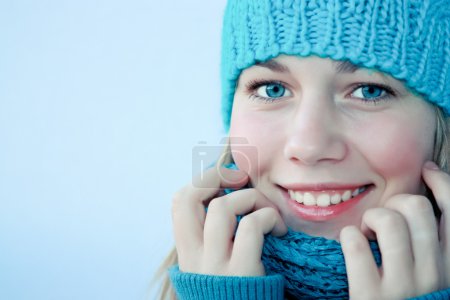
left=172, top=55, right=450, bottom=299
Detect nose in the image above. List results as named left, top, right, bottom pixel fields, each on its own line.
left=283, top=95, right=348, bottom=166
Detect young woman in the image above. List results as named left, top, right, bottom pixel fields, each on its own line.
left=158, top=0, right=450, bottom=299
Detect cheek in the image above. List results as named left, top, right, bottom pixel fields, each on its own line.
left=229, top=110, right=284, bottom=177
left=354, top=115, right=434, bottom=192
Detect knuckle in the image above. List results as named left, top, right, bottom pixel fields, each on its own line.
left=245, top=187, right=261, bottom=197
left=346, top=240, right=365, bottom=253
left=238, top=215, right=259, bottom=233
left=247, top=187, right=261, bottom=196
left=341, top=230, right=366, bottom=253
left=254, top=189, right=272, bottom=203
left=246, top=188, right=274, bottom=208
left=261, top=207, right=278, bottom=222
left=377, top=211, right=405, bottom=228
left=388, top=194, right=434, bottom=216
left=404, top=195, right=433, bottom=213
left=238, top=188, right=258, bottom=202
left=207, top=197, right=228, bottom=213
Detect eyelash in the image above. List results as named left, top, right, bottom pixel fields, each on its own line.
left=349, top=83, right=396, bottom=104
left=246, top=79, right=288, bottom=103
left=245, top=79, right=397, bottom=104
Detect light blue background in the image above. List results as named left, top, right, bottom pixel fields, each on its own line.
left=0, top=1, right=227, bottom=299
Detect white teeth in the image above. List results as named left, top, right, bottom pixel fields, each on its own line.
left=290, top=190, right=304, bottom=203
left=342, top=190, right=352, bottom=201
left=330, top=194, right=341, bottom=204
left=288, top=185, right=368, bottom=207
left=303, top=193, right=316, bottom=206
left=317, top=194, right=331, bottom=207
left=294, top=192, right=303, bottom=203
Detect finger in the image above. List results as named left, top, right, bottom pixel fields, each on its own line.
left=230, top=207, right=287, bottom=276
left=190, top=165, right=250, bottom=204
left=340, top=226, right=380, bottom=296
left=361, top=208, right=414, bottom=290
left=423, top=162, right=450, bottom=240
left=203, top=189, right=286, bottom=263
left=383, top=194, right=441, bottom=290
left=172, top=166, right=249, bottom=261
left=422, top=161, right=450, bottom=282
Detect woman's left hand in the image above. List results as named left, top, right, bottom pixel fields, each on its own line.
left=341, top=161, right=450, bottom=299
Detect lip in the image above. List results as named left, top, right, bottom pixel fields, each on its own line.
left=279, top=183, right=374, bottom=221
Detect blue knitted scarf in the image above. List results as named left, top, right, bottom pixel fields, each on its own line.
left=261, top=229, right=381, bottom=299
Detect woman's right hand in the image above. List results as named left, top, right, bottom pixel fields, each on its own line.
left=171, top=166, right=287, bottom=277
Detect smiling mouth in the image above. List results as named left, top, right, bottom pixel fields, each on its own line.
left=280, top=183, right=375, bottom=221
left=287, top=184, right=372, bottom=207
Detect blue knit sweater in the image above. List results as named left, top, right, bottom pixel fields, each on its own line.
left=169, top=265, right=450, bottom=299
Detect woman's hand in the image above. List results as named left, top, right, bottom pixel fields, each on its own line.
left=341, top=161, right=450, bottom=299
left=171, top=166, right=287, bottom=276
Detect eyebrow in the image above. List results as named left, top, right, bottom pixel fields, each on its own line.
left=254, top=59, right=360, bottom=74
left=334, top=60, right=360, bottom=74
left=255, top=60, right=290, bottom=73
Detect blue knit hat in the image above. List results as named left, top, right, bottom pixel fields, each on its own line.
left=220, top=0, right=450, bottom=132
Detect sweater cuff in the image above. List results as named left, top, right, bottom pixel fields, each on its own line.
left=168, top=265, right=284, bottom=300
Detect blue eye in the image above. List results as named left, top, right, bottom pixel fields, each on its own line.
left=351, top=85, right=390, bottom=100
left=256, top=83, right=291, bottom=99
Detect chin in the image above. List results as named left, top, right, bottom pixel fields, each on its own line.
left=285, top=217, right=353, bottom=241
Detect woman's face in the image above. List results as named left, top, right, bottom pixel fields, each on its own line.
left=229, top=55, right=436, bottom=239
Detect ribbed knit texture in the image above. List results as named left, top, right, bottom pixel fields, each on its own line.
left=262, top=229, right=381, bottom=298
left=220, top=0, right=450, bottom=131
left=168, top=265, right=284, bottom=300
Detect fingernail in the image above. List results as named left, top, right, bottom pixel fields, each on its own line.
left=424, top=161, right=440, bottom=170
